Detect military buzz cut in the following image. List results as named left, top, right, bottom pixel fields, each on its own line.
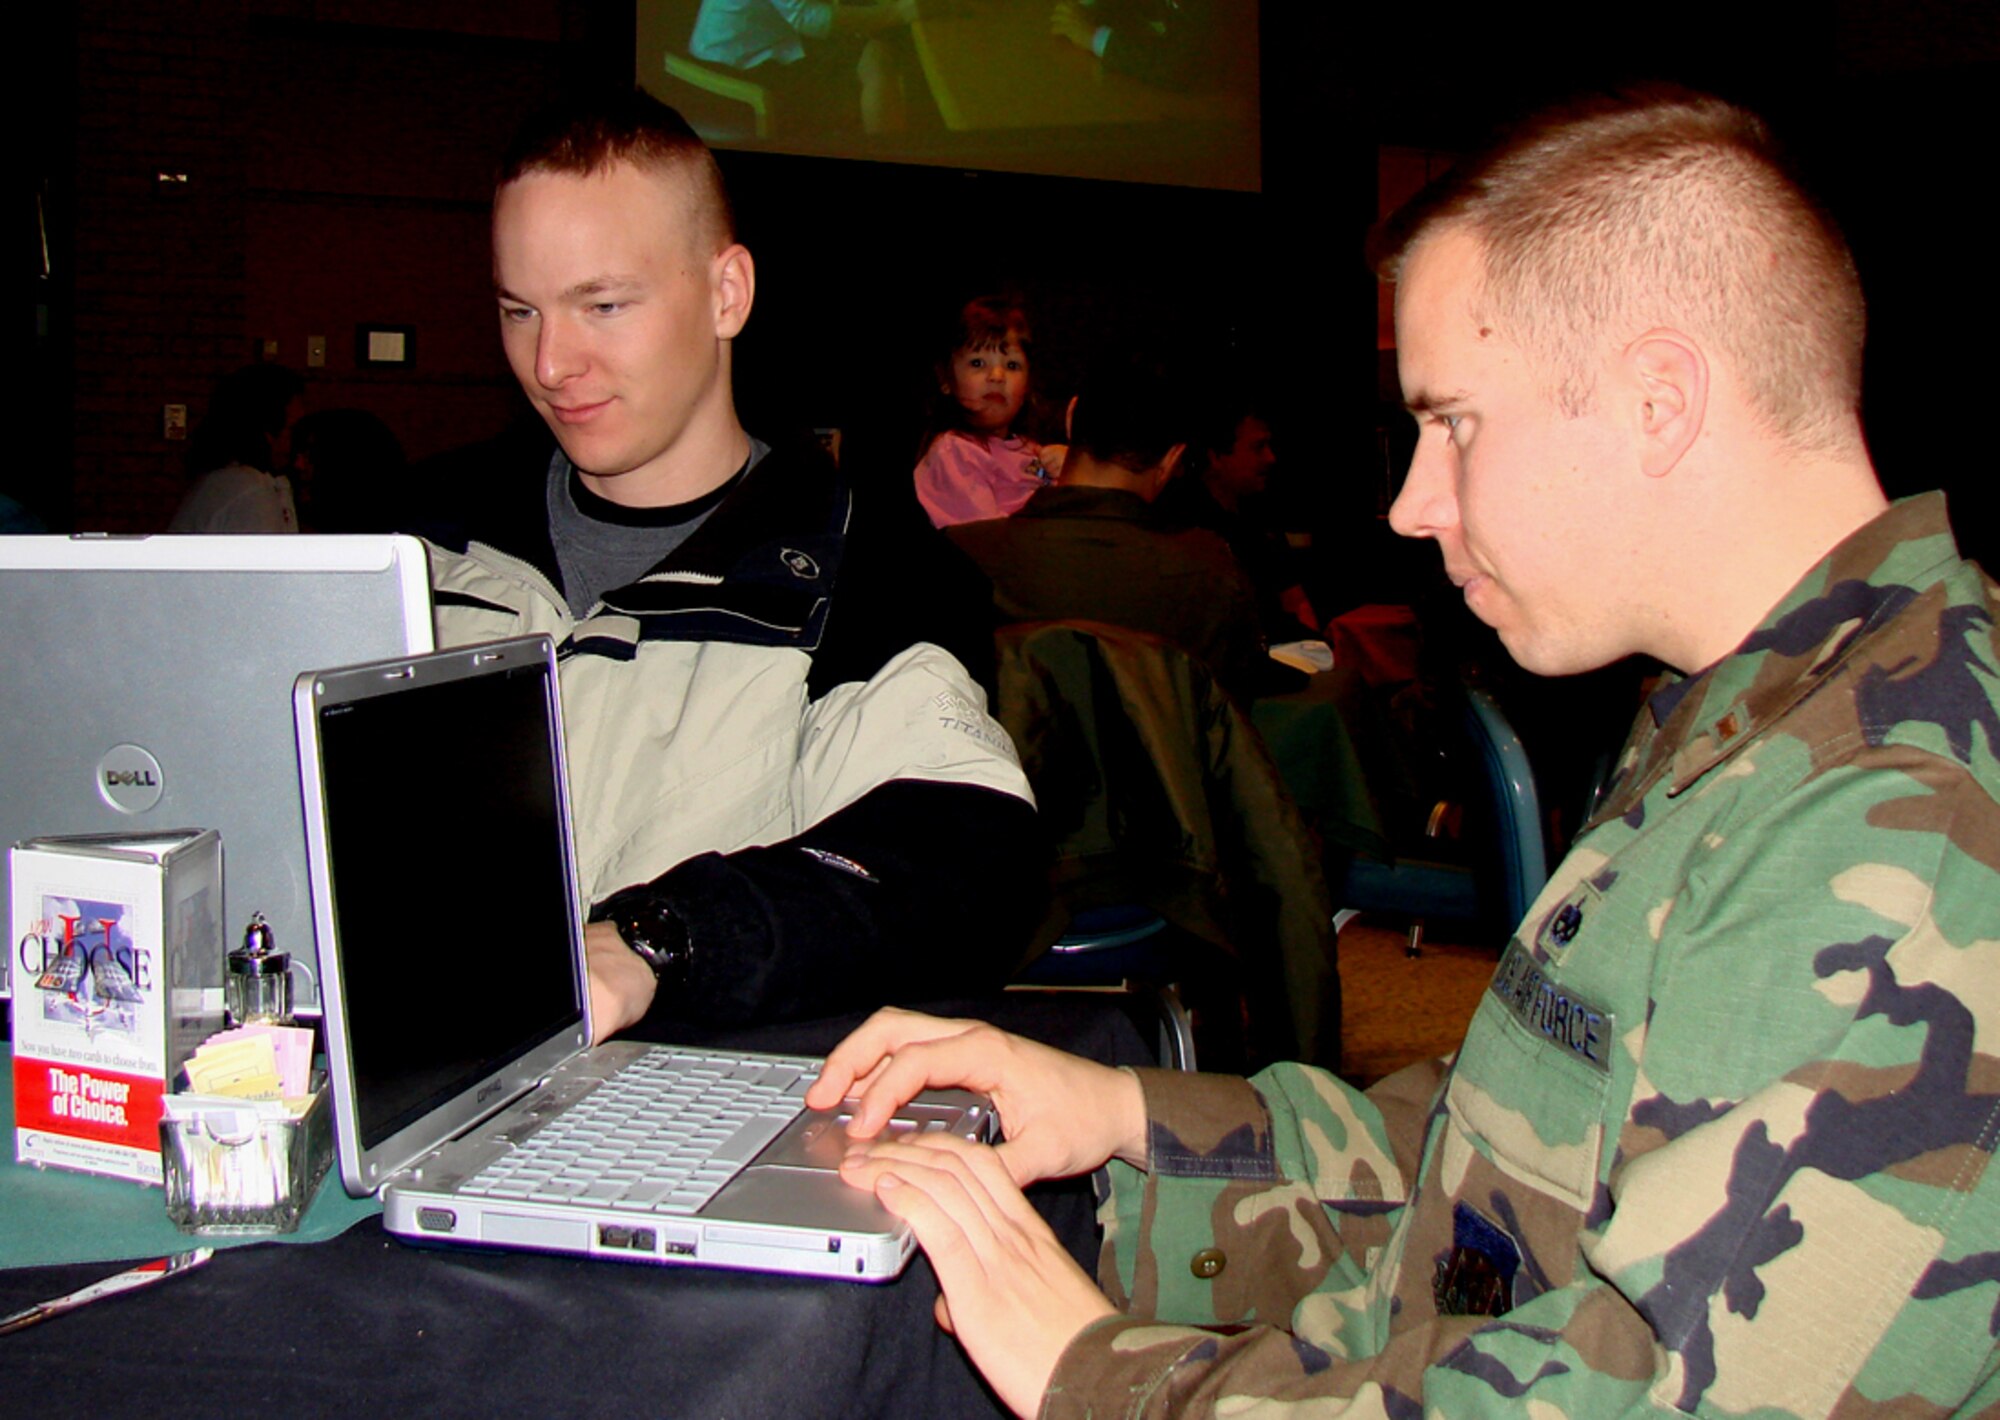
left=1372, top=86, right=1866, bottom=453
left=497, top=87, right=737, bottom=252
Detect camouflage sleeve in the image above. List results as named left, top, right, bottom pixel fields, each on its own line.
left=1051, top=1060, right=1483, bottom=1417
left=1097, top=1061, right=1445, bottom=1312
left=1069, top=1063, right=1441, bottom=1392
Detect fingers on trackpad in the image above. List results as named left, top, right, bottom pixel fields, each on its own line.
left=766, top=1108, right=952, bottom=1169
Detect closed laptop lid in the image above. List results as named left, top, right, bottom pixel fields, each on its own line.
left=0, top=534, right=434, bottom=1012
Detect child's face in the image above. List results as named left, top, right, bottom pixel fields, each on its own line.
left=947, top=338, right=1029, bottom=434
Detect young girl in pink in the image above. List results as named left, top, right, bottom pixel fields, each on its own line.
left=913, top=296, right=1064, bottom=528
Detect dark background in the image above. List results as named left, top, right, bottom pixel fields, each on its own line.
left=25, top=2, right=2000, bottom=581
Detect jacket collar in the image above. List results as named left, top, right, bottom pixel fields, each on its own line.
left=1014, top=484, right=1164, bottom=525
left=563, top=437, right=850, bottom=655
left=1596, top=493, right=1966, bottom=822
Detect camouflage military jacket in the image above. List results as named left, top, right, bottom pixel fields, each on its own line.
left=1044, top=494, right=2000, bottom=1418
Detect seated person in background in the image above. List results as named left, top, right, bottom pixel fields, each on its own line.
left=1158, top=392, right=1319, bottom=640
left=427, top=90, right=1038, bottom=1038
left=914, top=294, right=1065, bottom=529
left=688, top=0, right=919, bottom=134
left=947, top=361, right=1270, bottom=703
left=167, top=363, right=304, bottom=533
left=810, top=88, right=2000, bottom=1417
left=289, top=408, right=406, bottom=533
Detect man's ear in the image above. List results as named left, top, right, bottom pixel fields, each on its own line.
left=1140, top=445, right=1187, bottom=501
left=712, top=243, right=755, bottom=340
left=1626, top=329, right=1706, bottom=479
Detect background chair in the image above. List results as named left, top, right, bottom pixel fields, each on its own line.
left=1337, top=685, right=1550, bottom=956
left=661, top=51, right=773, bottom=141
left=1012, top=904, right=1198, bottom=1071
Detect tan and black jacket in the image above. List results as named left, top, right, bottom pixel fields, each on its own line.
left=427, top=439, right=1039, bottom=1028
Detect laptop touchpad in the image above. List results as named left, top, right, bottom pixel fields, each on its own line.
left=759, top=1105, right=974, bottom=1172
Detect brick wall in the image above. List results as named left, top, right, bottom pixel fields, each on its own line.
left=63, top=1, right=574, bottom=532
left=70, top=1, right=252, bottom=530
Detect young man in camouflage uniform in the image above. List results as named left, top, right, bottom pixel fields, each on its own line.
left=806, top=89, right=2000, bottom=1417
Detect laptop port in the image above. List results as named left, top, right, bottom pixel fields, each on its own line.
left=599, top=1225, right=633, bottom=1249
left=663, top=1239, right=696, bottom=1257
left=416, top=1207, right=457, bottom=1233
left=630, top=1228, right=657, bottom=1252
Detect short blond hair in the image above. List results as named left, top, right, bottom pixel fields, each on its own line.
left=1374, top=89, right=1865, bottom=450
left=498, top=89, right=736, bottom=254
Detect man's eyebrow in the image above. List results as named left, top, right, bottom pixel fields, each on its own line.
left=563, top=275, right=644, bottom=300
left=492, top=276, right=645, bottom=303
left=1404, top=387, right=1470, bottom=416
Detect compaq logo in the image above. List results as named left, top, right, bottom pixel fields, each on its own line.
left=95, top=744, right=166, bottom=814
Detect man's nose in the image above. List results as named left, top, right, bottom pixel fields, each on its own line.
left=537, top=319, right=584, bottom=389
left=1388, top=437, right=1455, bottom=540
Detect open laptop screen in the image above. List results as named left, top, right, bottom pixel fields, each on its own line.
left=313, top=656, right=581, bottom=1151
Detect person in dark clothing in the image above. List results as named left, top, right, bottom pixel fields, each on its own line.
left=429, top=90, right=1038, bottom=1036
left=1160, top=397, right=1320, bottom=641
left=948, top=362, right=1271, bottom=702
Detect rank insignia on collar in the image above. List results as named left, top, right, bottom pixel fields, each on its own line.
left=780, top=548, right=820, bottom=579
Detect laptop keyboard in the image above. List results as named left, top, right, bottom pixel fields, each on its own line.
left=459, top=1051, right=818, bottom=1215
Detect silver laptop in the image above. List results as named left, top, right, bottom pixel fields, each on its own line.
left=294, top=636, right=991, bottom=1280
left=0, top=534, right=434, bottom=1011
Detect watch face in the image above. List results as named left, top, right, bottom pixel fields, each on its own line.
left=616, top=900, right=688, bottom=984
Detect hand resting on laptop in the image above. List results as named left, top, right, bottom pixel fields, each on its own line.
left=584, top=920, right=657, bottom=1044
left=805, top=1007, right=1147, bottom=1417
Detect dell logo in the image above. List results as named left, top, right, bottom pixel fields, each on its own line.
left=94, top=744, right=166, bottom=814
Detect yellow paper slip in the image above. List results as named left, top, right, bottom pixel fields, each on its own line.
left=185, top=1036, right=284, bottom=1099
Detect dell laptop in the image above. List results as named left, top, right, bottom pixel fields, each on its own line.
left=0, top=533, right=433, bottom=1011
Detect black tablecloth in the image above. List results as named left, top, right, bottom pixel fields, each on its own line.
left=1, top=996, right=1148, bottom=1420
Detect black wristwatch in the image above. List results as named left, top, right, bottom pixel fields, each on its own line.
left=594, top=887, right=693, bottom=991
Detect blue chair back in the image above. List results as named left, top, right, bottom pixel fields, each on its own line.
left=1464, top=689, right=1549, bottom=930
left=1336, top=686, right=1550, bottom=946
